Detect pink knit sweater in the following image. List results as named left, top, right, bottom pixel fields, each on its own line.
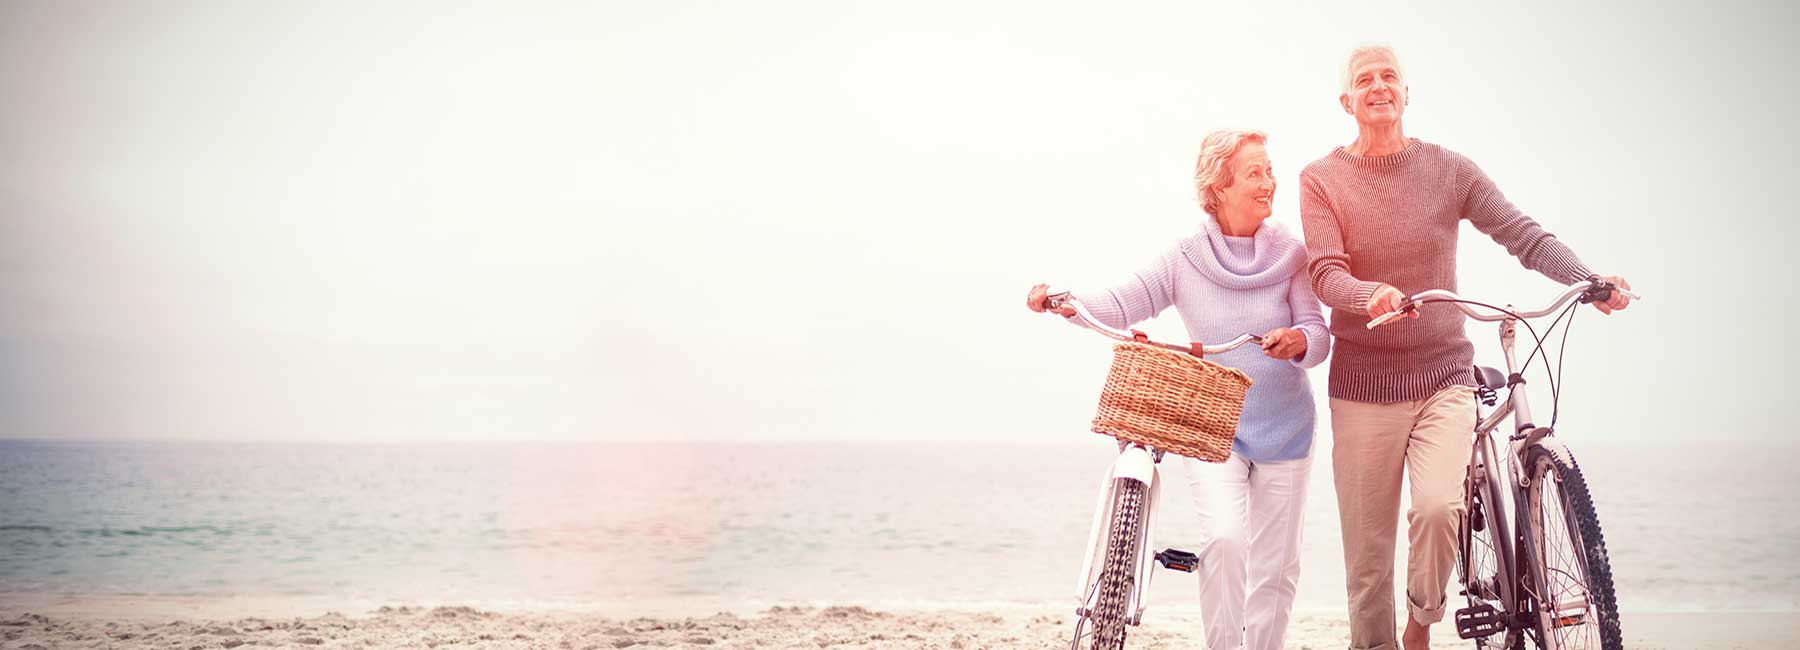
left=1298, top=139, right=1595, bottom=404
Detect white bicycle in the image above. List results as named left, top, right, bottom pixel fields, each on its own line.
left=1041, top=291, right=1261, bottom=650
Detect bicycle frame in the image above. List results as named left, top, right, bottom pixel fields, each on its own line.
left=1466, top=312, right=1537, bottom=634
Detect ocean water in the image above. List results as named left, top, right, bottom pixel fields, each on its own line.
left=1, top=439, right=1795, bottom=615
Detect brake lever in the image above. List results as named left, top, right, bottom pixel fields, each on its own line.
left=1578, top=281, right=1643, bottom=305
left=1366, top=303, right=1417, bottom=329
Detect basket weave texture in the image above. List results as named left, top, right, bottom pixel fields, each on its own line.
left=1091, top=342, right=1252, bottom=463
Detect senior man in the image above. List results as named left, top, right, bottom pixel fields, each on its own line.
left=1297, top=45, right=1631, bottom=650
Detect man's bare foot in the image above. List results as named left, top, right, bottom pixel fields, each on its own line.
left=1401, top=616, right=1431, bottom=650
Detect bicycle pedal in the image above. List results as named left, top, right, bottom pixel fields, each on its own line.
left=1154, top=548, right=1198, bottom=573
left=1454, top=603, right=1504, bottom=639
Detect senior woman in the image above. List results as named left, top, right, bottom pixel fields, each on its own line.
left=1026, top=129, right=1330, bottom=650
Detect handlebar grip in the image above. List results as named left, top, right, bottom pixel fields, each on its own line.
left=1367, top=309, right=1408, bottom=329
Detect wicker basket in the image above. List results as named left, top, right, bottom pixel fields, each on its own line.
left=1091, top=342, right=1252, bottom=462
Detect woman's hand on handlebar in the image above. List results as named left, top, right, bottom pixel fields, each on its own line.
left=1026, top=283, right=1077, bottom=317
left=1260, top=327, right=1307, bottom=360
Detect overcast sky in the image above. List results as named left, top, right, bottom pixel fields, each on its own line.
left=2, top=0, right=1793, bottom=444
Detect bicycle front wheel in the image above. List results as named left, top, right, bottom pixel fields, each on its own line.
left=1521, top=444, right=1622, bottom=650
left=1072, top=477, right=1146, bottom=650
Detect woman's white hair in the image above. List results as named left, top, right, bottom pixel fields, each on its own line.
left=1194, top=129, right=1267, bottom=217
left=1340, top=44, right=1405, bottom=92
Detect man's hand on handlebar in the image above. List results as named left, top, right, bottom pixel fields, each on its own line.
left=1367, top=284, right=1418, bottom=327
left=1590, top=275, right=1633, bottom=315
left=1026, top=283, right=1077, bottom=317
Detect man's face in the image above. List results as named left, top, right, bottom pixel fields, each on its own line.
left=1339, top=51, right=1407, bottom=127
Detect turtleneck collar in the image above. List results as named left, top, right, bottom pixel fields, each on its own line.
left=1179, top=217, right=1308, bottom=289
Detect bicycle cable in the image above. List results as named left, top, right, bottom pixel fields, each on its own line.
left=1413, top=296, right=1583, bottom=425
left=1550, top=298, right=1580, bottom=426
left=1518, top=298, right=1582, bottom=425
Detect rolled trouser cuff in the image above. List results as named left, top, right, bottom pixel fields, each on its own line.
left=1407, top=591, right=1448, bottom=625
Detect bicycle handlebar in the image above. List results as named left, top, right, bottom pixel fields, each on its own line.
left=1367, top=279, right=1644, bottom=329
left=1043, top=290, right=1261, bottom=356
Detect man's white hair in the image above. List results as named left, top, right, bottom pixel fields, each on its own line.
left=1339, top=44, right=1405, bottom=93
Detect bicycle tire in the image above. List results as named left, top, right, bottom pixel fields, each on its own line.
left=1460, top=456, right=1523, bottom=650
left=1521, top=444, right=1622, bottom=650
left=1073, top=477, right=1145, bottom=650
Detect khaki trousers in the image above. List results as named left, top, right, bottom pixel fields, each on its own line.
left=1330, top=386, right=1476, bottom=650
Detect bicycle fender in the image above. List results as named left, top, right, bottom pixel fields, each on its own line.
left=1111, top=445, right=1155, bottom=485
left=1531, top=438, right=1573, bottom=464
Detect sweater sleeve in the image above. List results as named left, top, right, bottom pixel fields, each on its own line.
left=1457, top=158, right=1597, bottom=285
left=1286, top=269, right=1331, bottom=369
left=1068, top=247, right=1180, bottom=330
left=1299, top=170, right=1382, bottom=313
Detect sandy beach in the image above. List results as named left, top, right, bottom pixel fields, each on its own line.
left=2, top=598, right=1793, bottom=650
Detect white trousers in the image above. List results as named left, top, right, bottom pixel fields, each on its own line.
left=1182, top=452, right=1312, bottom=650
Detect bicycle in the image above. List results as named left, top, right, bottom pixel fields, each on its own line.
left=1039, top=290, right=1262, bottom=650
left=1367, top=279, right=1640, bottom=650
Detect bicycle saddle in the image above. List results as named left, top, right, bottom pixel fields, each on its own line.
left=1473, top=366, right=1507, bottom=390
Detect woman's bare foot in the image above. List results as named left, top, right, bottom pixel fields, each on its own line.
left=1401, top=616, right=1431, bottom=650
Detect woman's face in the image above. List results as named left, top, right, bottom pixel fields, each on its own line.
left=1216, top=142, right=1274, bottom=222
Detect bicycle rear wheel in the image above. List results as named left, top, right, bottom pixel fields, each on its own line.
left=1521, top=444, right=1622, bottom=650
left=1072, top=477, right=1146, bottom=650
left=1459, top=453, right=1522, bottom=650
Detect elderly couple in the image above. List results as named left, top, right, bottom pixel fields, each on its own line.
left=1025, top=45, right=1633, bottom=650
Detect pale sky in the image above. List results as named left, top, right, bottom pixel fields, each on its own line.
left=2, top=0, right=1794, bottom=443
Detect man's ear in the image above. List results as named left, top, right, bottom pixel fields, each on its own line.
left=1340, top=93, right=1353, bottom=115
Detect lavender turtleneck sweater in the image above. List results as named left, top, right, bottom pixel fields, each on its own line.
left=1073, top=219, right=1330, bottom=462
